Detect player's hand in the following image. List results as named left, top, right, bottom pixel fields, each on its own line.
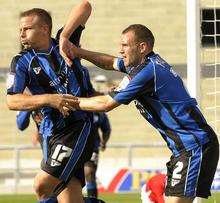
left=47, top=94, right=79, bottom=116
left=59, top=36, right=75, bottom=66
left=99, top=141, right=106, bottom=151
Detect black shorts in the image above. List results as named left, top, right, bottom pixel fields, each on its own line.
left=41, top=119, right=95, bottom=187
left=85, top=151, right=99, bottom=168
left=165, top=137, right=219, bottom=198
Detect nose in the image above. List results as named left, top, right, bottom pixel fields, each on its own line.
left=119, top=45, right=124, bottom=54
left=20, top=28, right=25, bottom=38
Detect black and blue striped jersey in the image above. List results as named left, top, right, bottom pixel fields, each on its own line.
left=7, top=26, right=94, bottom=138
left=110, top=52, right=217, bottom=156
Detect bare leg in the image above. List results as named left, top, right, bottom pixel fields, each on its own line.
left=34, top=170, right=60, bottom=200
left=84, top=161, right=97, bottom=198
left=34, top=170, right=83, bottom=203
left=57, top=177, right=83, bottom=203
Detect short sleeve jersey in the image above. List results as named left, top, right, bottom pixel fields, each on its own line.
left=110, top=52, right=216, bottom=156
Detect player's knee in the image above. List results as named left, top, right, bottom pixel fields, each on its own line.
left=85, top=171, right=96, bottom=182
left=34, top=175, right=52, bottom=199
left=34, top=178, right=47, bottom=199
left=85, top=164, right=96, bottom=182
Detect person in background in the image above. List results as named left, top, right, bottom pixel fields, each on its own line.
left=141, top=173, right=166, bottom=203
left=85, top=112, right=111, bottom=198
left=16, top=110, right=43, bottom=147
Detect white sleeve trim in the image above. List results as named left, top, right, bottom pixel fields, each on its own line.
left=113, top=58, right=120, bottom=71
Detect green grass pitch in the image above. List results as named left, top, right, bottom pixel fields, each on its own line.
left=0, top=193, right=219, bottom=203
left=0, top=193, right=140, bottom=203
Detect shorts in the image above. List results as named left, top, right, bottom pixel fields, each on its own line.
left=41, top=119, right=95, bottom=187
left=84, top=151, right=99, bottom=168
left=165, top=137, right=219, bottom=198
left=85, top=134, right=100, bottom=168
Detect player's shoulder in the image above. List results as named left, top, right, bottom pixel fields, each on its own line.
left=10, top=49, right=32, bottom=70
left=148, top=53, right=170, bottom=69
left=11, top=49, right=30, bottom=62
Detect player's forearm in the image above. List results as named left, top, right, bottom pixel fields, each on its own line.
left=60, top=0, right=92, bottom=39
left=7, top=94, right=50, bottom=111
left=77, top=48, right=116, bottom=70
left=75, top=95, right=119, bottom=112
left=77, top=96, right=110, bottom=112
left=102, top=133, right=110, bottom=143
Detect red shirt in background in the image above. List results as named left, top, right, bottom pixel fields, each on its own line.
left=146, top=173, right=166, bottom=203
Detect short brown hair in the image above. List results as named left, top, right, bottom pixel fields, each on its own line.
left=122, top=24, right=155, bottom=49
left=20, top=8, right=52, bottom=34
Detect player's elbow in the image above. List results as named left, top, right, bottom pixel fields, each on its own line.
left=16, top=123, right=27, bottom=131
left=103, top=103, right=115, bottom=112
left=82, top=1, right=92, bottom=16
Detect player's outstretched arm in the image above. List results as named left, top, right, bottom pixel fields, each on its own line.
left=59, top=0, right=92, bottom=66
left=70, top=95, right=120, bottom=112
left=7, top=94, right=78, bottom=116
left=75, top=47, right=117, bottom=71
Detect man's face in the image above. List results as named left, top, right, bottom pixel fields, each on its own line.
left=119, top=31, right=142, bottom=67
left=20, top=15, right=49, bottom=50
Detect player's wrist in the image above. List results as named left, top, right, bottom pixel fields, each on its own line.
left=59, top=31, right=71, bottom=40
left=42, top=94, right=54, bottom=107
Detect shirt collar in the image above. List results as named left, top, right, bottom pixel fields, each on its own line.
left=145, top=51, right=155, bottom=59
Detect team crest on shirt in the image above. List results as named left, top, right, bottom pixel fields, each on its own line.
left=33, top=66, right=41, bottom=74
left=6, top=73, right=15, bottom=89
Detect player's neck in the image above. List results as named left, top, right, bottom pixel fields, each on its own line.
left=34, top=38, right=51, bottom=52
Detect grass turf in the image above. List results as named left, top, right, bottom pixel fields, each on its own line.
left=0, top=193, right=140, bottom=203
left=0, top=193, right=219, bottom=203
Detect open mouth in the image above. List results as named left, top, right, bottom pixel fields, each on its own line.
left=21, top=41, right=28, bottom=45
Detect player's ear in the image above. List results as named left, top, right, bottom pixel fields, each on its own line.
left=139, top=42, right=148, bottom=54
left=41, top=23, right=50, bottom=35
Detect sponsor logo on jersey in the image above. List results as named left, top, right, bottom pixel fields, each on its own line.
left=50, top=160, right=61, bottom=167
left=171, top=178, right=180, bottom=187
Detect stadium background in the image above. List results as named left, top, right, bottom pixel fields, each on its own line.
left=0, top=0, right=219, bottom=202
